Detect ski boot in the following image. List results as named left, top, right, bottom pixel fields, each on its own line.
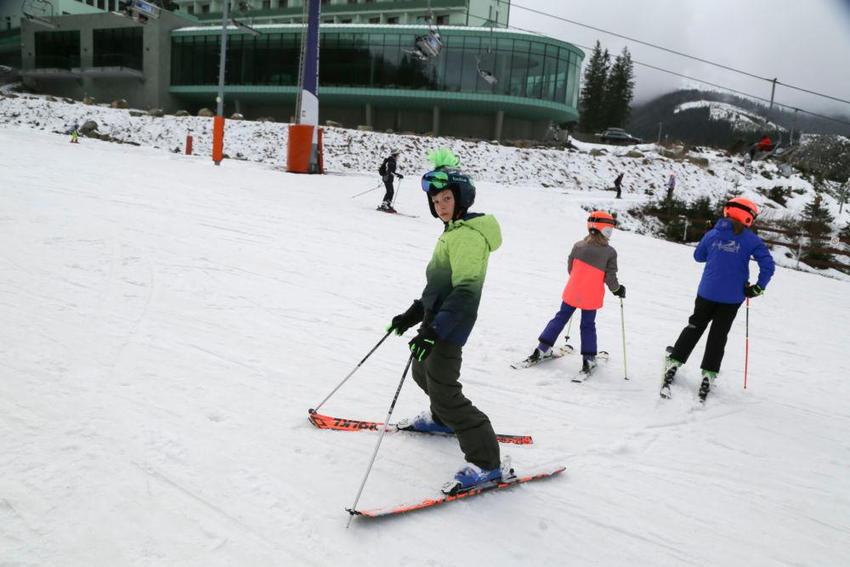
left=441, top=456, right=513, bottom=495
left=698, top=370, right=717, bottom=403
left=581, top=355, right=597, bottom=373
left=660, top=356, right=682, bottom=399
left=397, top=410, right=454, bottom=434
left=526, top=347, right=554, bottom=365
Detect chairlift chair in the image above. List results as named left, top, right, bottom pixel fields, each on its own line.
left=475, top=14, right=498, bottom=85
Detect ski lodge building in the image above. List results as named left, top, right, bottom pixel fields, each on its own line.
left=15, top=0, right=584, bottom=140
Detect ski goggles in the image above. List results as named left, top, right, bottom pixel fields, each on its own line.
left=421, top=170, right=450, bottom=192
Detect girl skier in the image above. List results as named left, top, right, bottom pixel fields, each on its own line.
left=523, top=211, right=626, bottom=374
left=663, top=197, right=775, bottom=401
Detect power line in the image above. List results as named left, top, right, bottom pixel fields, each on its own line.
left=497, top=0, right=850, bottom=108
left=464, top=11, right=850, bottom=128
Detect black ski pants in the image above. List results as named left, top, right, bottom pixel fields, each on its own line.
left=381, top=176, right=394, bottom=205
left=411, top=341, right=500, bottom=470
left=670, top=295, right=742, bottom=373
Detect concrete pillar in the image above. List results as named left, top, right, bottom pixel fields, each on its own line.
left=365, top=103, right=373, bottom=128
left=432, top=105, right=440, bottom=136
left=494, top=110, right=504, bottom=141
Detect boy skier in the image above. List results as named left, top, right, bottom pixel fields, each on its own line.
left=387, top=148, right=509, bottom=495
left=378, top=149, right=403, bottom=212
left=663, top=197, right=775, bottom=401
left=522, top=211, right=625, bottom=376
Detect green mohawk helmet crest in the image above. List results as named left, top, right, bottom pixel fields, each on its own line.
left=427, top=148, right=461, bottom=169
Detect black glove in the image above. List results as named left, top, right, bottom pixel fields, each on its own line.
left=612, top=285, right=626, bottom=298
left=744, top=284, right=764, bottom=298
left=409, top=326, right=439, bottom=362
left=388, top=300, right=424, bottom=335
left=396, top=173, right=404, bottom=179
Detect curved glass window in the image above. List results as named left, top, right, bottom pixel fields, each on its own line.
left=171, top=30, right=581, bottom=106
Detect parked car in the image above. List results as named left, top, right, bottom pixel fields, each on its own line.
left=596, top=127, right=643, bottom=145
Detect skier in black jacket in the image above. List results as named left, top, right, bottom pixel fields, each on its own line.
left=378, top=149, right=403, bottom=212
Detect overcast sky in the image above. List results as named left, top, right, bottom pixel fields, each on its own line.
left=510, top=0, right=850, bottom=117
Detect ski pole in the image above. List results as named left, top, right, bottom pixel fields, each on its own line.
left=619, top=298, right=629, bottom=381
left=563, top=312, right=574, bottom=352
left=350, top=182, right=382, bottom=199
left=309, top=330, right=392, bottom=415
left=391, top=178, right=403, bottom=208
left=744, top=298, right=750, bottom=389
left=346, top=354, right=414, bottom=527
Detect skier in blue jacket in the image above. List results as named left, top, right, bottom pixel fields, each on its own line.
left=663, top=197, right=775, bottom=401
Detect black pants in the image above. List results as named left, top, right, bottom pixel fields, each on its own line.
left=411, top=341, right=500, bottom=470
left=670, top=296, right=741, bottom=373
left=615, top=184, right=622, bottom=199
left=381, top=176, right=394, bottom=204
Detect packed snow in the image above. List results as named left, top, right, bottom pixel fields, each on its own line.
left=1, top=126, right=849, bottom=566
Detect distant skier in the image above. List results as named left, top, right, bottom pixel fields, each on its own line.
left=665, top=173, right=676, bottom=201
left=613, top=172, right=624, bottom=199
left=377, top=149, right=403, bottom=212
left=662, top=197, right=775, bottom=402
left=387, top=147, right=510, bottom=495
left=70, top=124, right=80, bottom=144
left=521, top=211, right=625, bottom=375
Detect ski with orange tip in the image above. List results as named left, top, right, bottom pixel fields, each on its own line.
left=348, top=466, right=566, bottom=518
left=307, top=411, right=533, bottom=445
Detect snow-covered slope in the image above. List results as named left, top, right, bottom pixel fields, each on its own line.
left=2, top=92, right=844, bottom=233
left=674, top=100, right=786, bottom=133
left=1, top=127, right=849, bottom=566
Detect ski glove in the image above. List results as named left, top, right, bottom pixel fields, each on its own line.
left=409, top=327, right=438, bottom=362
left=388, top=300, right=424, bottom=335
left=396, top=173, right=404, bottom=179
left=612, top=285, right=626, bottom=298
left=744, top=284, right=764, bottom=298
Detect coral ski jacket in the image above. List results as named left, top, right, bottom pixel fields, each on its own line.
left=695, top=217, right=775, bottom=304
left=562, top=239, right=620, bottom=310
left=420, top=213, right=502, bottom=346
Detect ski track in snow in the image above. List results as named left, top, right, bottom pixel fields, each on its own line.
left=1, top=126, right=849, bottom=566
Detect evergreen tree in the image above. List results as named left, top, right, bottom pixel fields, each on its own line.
left=579, top=41, right=610, bottom=133
left=603, top=47, right=635, bottom=128
left=800, top=194, right=835, bottom=266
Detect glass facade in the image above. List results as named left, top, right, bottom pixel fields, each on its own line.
left=34, top=31, right=81, bottom=69
left=171, top=28, right=582, bottom=108
left=93, top=27, right=143, bottom=69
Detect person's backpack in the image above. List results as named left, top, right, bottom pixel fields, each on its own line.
left=378, top=158, right=388, bottom=177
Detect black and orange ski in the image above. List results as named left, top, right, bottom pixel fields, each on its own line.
left=348, top=466, right=566, bottom=518
left=308, top=411, right=533, bottom=445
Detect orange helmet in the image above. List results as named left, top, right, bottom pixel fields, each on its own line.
left=724, top=197, right=758, bottom=227
left=587, top=211, right=616, bottom=238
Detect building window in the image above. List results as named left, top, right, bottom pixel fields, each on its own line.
left=262, top=0, right=271, bottom=8
left=368, top=16, right=379, bottom=23
left=34, top=30, right=81, bottom=69
left=93, top=26, right=143, bottom=69
left=201, top=4, right=210, bottom=13
left=387, top=17, right=398, bottom=24
left=187, top=5, right=194, bottom=14
left=340, top=18, right=352, bottom=23
left=97, top=0, right=105, bottom=9
left=347, top=0, right=357, bottom=4
left=280, top=0, right=288, bottom=7
left=436, top=15, right=448, bottom=25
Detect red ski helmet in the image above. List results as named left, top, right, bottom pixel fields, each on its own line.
left=587, top=211, right=616, bottom=238
left=724, top=197, right=758, bottom=227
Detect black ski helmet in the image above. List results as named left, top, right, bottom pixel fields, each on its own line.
left=421, top=168, right=476, bottom=219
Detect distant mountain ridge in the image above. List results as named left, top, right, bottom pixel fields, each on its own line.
left=629, top=89, right=850, bottom=147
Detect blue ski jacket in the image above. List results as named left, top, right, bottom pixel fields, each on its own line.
left=694, top=218, right=775, bottom=304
